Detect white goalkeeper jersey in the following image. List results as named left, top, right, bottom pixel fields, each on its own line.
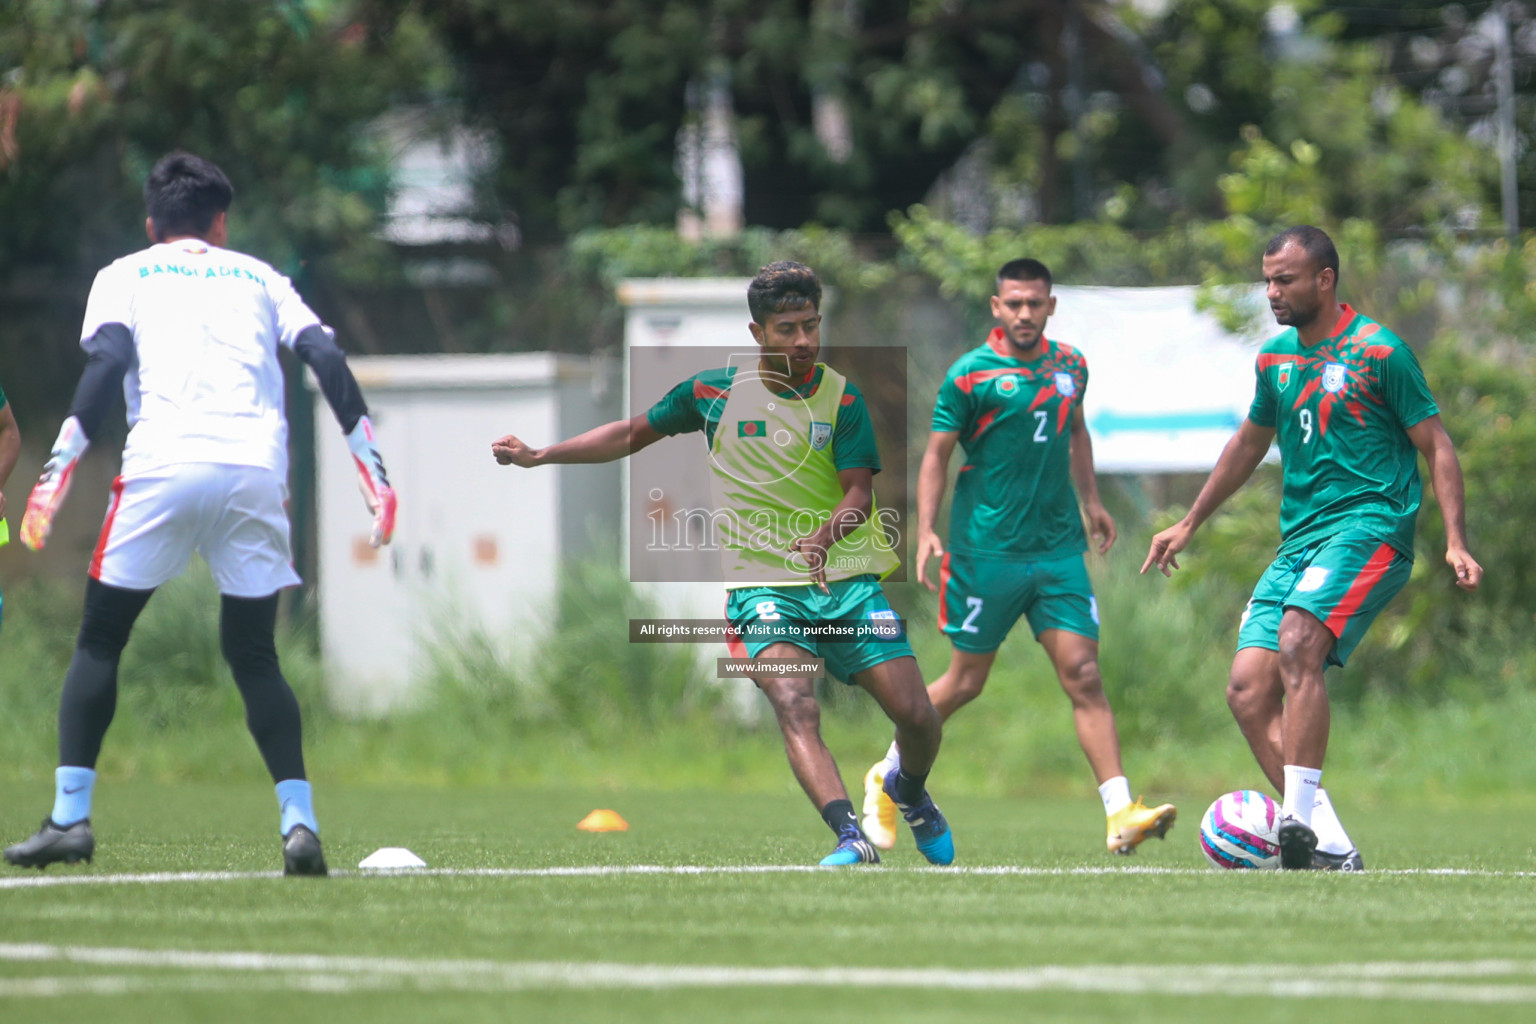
left=80, top=239, right=323, bottom=477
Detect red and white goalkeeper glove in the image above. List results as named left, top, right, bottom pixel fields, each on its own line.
left=346, top=415, right=396, bottom=547
left=20, top=416, right=89, bottom=551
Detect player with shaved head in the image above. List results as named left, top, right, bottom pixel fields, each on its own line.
left=1144, top=225, right=1481, bottom=870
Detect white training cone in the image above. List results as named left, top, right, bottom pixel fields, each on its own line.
left=358, top=847, right=427, bottom=869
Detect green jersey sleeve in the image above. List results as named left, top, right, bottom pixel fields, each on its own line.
left=1248, top=356, right=1278, bottom=428
left=931, top=366, right=973, bottom=433
left=1381, top=344, right=1438, bottom=429
left=646, top=374, right=708, bottom=437
left=832, top=381, right=881, bottom=472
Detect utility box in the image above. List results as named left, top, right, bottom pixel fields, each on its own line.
left=309, top=353, right=619, bottom=713
left=618, top=278, right=754, bottom=622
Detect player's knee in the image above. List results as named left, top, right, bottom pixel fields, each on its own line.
left=1276, top=624, right=1329, bottom=681
left=1060, top=657, right=1105, bottom=706
left=220, top=626, right=278, bottom=676
left=949, top=662, right=992, bottom=704
left=761, top=682, right=820, bottom=733
left=76, top=586, right=145, bottom=659
left=1226, top=674, right=1261, bottom=718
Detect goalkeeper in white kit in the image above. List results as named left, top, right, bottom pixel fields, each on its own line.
left=3, top=151, right=397, bottom=876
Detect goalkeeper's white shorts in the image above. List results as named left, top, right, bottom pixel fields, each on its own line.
left=89, top=463, right=303, bottom=597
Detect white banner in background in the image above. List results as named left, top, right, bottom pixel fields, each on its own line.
left=1045, top=285, right=1268, bottom=473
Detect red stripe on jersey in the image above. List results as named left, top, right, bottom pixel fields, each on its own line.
left=958, top=464, right=974, bottom=473
left=1363, top=344, right=1393, bottom=360
left=954, top=367, right=1018, bottom=395
left=936, top=553, right=952, bottom=630
left=722, top=599, right=748, bottom=659
left=1323, top=542, right=1396, bottom=637
left=840, top=393, right=855, bottom=406
left=1056, top=400, right=1072, bottom=433
left=1290, top=377, right=1321, bottom=410
left=1356, top=322, right=1381, bottom=340
left=1028, top=386, right=1054, bottom=412
left=1327, top=303, right=1357, bottom=338
left=969, top=408, right=999, bottom=441
left=89, top=476, right=127, bottom=581
left=694, top=380, right=728, bottom=400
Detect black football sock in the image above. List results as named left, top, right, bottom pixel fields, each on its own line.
left=221, top=594, right=306, bottom=782
left=893, top=767, right=929, bottom=806
left=58, top=579, right=154, bottom=768
left=820, top=799, right=858, bottom=835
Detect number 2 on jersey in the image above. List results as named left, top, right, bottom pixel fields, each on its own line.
left=1032, top=410, right=1048, bottom=443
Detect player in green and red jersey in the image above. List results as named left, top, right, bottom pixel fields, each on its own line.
left=492, top=261, right=953, bottom=867
left=0, top=376, right=20, bottom=631
left=863, top=258, right=1177, bottom=856
left=1144, top=226, right=1482, bottom=871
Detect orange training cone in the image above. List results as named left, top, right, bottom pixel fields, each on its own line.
left=577, top=809, right=629, bottom=832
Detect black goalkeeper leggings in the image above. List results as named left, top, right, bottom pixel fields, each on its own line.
left=57, top=578, right=307, bottom=781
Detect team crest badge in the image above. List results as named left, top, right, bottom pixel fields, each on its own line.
left=1276, top=362, right=1294, bottom=392
left=809, top=421, right=833, bottom=450
left=1053, top=372, right=1076, bottom=397
left=997, top=376, right=1018, bottom=395
left=1322, top=362, right=1348, bottom=393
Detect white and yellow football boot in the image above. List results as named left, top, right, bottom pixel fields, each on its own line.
left=860, top=761, right=899, bottom=851
left=1106, top=798, right=1177, bottom=855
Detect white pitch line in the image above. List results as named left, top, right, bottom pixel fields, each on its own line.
left=1, top=945, right=1535, bottom=1003
left=2, top=862, right=1533, bottom=890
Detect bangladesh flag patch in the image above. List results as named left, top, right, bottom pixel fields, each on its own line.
left=738, top=420, right=767, bottom=438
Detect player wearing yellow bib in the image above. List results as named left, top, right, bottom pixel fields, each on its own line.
left=493, top=262, right=953, bottom=867
left=1144, top=226, right=1482, bottom=870
left=863, top=258, right=1176, bottom=856
left=0, top=377, right=20, bottom=631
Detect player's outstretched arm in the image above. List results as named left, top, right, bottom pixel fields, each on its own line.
left=1406, top=414, right=1482, bottom=591
left=1069, top=406, right=1116, bottom=555
left=0, top=400, right=19, bottom=521
left=293, top=325, right=396, bottom=548
left=1142, top=418, right=1274, bottom=577
left=493, top=413, right=664, bottom=468
left=19, top=323, right=134, bottom=550
left=914, top=430, right=959, bottom=591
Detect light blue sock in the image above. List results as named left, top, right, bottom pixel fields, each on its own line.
left=275, top=779, right=317, bottom=836
left=52, top=767, right=96, bottom=827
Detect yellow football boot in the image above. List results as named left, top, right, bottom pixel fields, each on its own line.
left=1106, top=798, right=1177, bottom=855
left=860, top=762, right=899, bottom=851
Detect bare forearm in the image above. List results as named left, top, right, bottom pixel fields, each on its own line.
left=530, top=419, right=636, bottom=465
left=821, top=487, right=873, bottom=546
left=916, top=449, right=949, bottom=536
left=1427, top=439, right=1471, bottom=550
left=1183, top=430, right=1268, bottom=529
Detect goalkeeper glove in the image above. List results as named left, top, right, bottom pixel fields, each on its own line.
left=346, top=415, right=396, bottom=547
left=20, top=416, right=89, bottom=551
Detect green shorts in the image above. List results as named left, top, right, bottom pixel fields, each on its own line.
left=1236, top=532, right=1412, bottom=668
left=939, top=551, right=1099, bottom=654
left=725, top=575, right=914, bottom=684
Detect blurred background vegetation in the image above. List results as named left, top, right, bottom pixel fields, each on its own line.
left=4, top=1, right=1536, bottom=797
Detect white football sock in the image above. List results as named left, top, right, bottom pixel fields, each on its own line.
left=881, top=740, right=901, bottom=772
left=1310, top=788, right=1355, bottom=855
left=1099, top=776, right=1132, bottom=816
left=1281, top=765, right=1322, bottom=827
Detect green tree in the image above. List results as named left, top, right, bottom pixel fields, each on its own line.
left=0, top=0, right=448, bottom=417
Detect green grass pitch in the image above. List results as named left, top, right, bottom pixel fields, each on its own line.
left=3, top=781, right=1535, bottom=1023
